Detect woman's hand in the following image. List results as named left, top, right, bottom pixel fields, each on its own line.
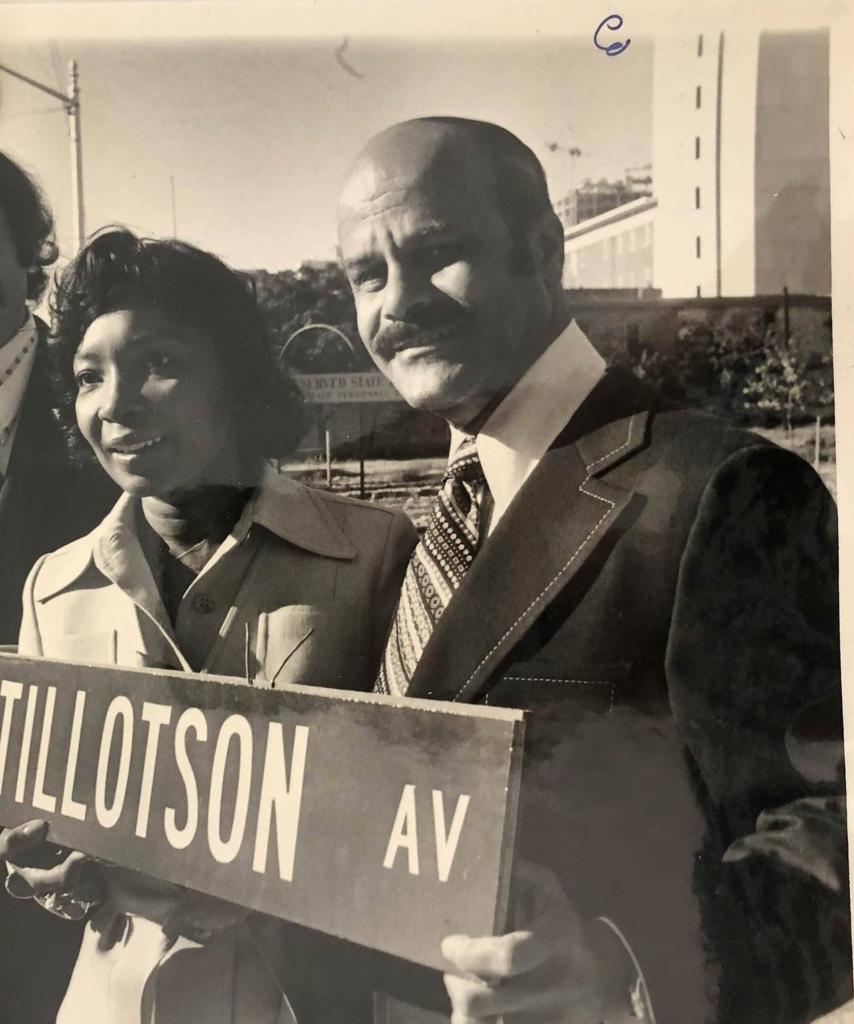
left=1, top=819, right=103, bottom=918
left=162, top=892, right=251, bottom=942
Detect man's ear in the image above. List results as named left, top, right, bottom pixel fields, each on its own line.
left=527, top=210, right=565, bottom=289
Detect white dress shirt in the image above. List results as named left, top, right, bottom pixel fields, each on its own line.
left=0, top=314, right=38, bottom=478
left=449, top=319, right=606, bottom=535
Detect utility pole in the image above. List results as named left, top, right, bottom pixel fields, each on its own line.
left=0, top=58, right=86, bottom=249
left=68, top=61, right=85, bottom=248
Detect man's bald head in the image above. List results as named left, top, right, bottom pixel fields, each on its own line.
left=337, top=117, right=568, bottom=428
left=339, top=117, right=556, bottom=242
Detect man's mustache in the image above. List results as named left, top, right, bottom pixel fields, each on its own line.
left=373, top=309, right=470, bottom=360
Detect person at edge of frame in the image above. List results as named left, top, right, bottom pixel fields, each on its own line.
left=0, top=152, right=118, bottom=1024
left=0, top=227, right=417, bottom=1024
left=293, top=116, right=847, bottom=1024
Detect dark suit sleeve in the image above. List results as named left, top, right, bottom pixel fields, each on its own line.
left=665, top=445, right=851, bottom=1023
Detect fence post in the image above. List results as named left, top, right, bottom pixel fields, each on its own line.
left=358, top=406, right=366, bottom=499
left=814, top=415, right=821, bottom=469
left=325, top=426, right=332, bottom=488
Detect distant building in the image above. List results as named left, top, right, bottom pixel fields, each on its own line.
left=554, top=174, right=652, bottom=230
left=564, top=196, right=656, bottom=290
left=562, top=28, right=830, bottom=299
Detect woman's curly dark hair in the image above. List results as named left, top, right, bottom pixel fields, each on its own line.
left=49, top=227, right=307, bottom=471
left=0, top=152, right=59, bottom=302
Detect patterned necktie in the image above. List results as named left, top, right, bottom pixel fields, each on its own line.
left=377, top=435, right=485, bottom=696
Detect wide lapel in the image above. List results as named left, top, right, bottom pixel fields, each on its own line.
left=406, top=369, right=655, bottom=703
left=0, top=337, right=54, bottom=527
left=92, top=496, right=191, bottom=671
left=0, top=471, right=13, bottom=528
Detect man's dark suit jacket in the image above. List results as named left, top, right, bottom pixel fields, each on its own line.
left=0, top=318, right=117, bottom=1024
left=279, top=366, right=849, bottom=1024
left=0, top=319, right=117, bottom=641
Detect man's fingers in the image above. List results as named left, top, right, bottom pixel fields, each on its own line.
left=444, top=959, right=568, bottom=1020
left=442, top=927, right=549, bottom=981
left=0, top=820, right=48, bottom=859
left=445, top=972, right=496, bottom=1019
left=12, top=851, right=89, bottom=896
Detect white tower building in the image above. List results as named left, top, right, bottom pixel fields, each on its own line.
left=565, top=28, right=831, bottom=299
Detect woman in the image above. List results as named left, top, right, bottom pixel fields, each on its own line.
left=0, top=228, right=416, bottom=1023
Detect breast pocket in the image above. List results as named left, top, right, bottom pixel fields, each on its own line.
left=256, top=604, right=370, bottom=691
left=54, top=629, right=119, bottom=666
left=485, top=658, right=632, bottom=719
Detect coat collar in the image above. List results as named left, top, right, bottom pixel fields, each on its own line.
left=248, top=468, right=357, bottom=560
left=405, top=367, right=655, bottom=703
left=35, top=470, right=357, bottom=603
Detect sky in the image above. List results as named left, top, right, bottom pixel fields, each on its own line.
left=0, top=30, right=653, bottom=272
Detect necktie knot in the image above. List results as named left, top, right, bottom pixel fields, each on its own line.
left=444, top=435, right=484, bottom=486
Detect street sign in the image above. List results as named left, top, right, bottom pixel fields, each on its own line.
left=294, top=372, right=403, bottom=404
left=0, top=653, right=524, bottom=970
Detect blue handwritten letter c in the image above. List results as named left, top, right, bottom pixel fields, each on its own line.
left=594, top=14, right=631, bottom=56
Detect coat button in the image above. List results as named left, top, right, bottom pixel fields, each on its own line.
left=191, top=593, right=215, bottom=615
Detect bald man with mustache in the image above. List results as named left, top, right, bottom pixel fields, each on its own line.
left=330, top=117, right=850, bottom=1024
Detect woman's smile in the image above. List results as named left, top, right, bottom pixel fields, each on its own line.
left=105, top=434, right=165, bottom=458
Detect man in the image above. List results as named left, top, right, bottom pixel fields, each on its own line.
left=336, top=118, right=850, bottom=1023
left=0, top=152, right=115, bottom=1023
left=0, top=153, right=116, bottom=640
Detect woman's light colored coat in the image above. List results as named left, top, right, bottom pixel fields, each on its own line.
left=17, top=470, right=416, bottom=1024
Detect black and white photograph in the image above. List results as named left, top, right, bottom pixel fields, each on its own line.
left=0, top=3, right=851, bottom=1023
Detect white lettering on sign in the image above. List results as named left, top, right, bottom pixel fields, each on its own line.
left=165, top=707, right=207, bottom=850
left=208, top=714, right=253, bottom=865
left=61, top=691, right=88, bottom=821
left=0, top=656, right=524, bottom=973
left=433, top=791, right=470, bottom=883
left=384, top=786, right=471, bottom=881
left=31, top=686, right=58, bottom=813
left=383, top=783, right=420, bottom=875
left=252, top=722, right=309, bottom=881
left=15, top=685, right=38, bottom=804
left=136, top=703, right=172, bottom=838
left=0, top=680, right=23, bottom=795
left=294, top=372, right=403, bottom=405
left=95, top=696, right=134, bottom=829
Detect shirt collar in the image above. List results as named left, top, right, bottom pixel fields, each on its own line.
left=449, top=320, right=605, bottom=524
left=2, top=313, right=36, bottom=353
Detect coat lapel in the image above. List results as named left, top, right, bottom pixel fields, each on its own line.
left=92, top=496, right=191, bottom=670
left=406, top=369, right=655, bottom=704
left=0, top=339, right=53, bottom=516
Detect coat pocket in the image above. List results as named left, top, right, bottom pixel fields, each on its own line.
left=256, top=604, right=369, bottom=690
left=485, top=659, right=632, bottom=718
left=57, top=629, right=119, bottom=666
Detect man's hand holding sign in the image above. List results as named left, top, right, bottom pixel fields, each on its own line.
left=442, top=861, right=642, bottom=1024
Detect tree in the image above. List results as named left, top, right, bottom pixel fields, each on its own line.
left=250, top=262, right=371, bottom=371
left=741, top=337, right=834, bottom=435
left=613, top=310, right=834, bottom=429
